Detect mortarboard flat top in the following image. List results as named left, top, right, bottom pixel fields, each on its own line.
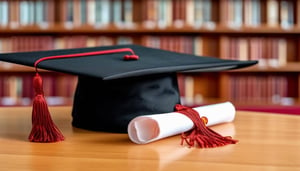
left=0, top=44, right=256, bottom=80
left=0, top=44, right=257, bottom=133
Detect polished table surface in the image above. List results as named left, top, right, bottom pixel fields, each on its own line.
left=0, top=106, right=299, bottom=171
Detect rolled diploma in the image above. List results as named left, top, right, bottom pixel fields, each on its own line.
left=128, top=102, right=236, bottom=144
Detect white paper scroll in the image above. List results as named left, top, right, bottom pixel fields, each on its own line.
left=128, top=102, right=236, bottom=144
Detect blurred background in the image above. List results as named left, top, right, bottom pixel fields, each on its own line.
left=0, top=0, right=299, bottom=114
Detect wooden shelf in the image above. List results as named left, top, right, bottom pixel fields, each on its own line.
left=1, top=24, right=300, bottom=35
left=229, top=62, right=300, bottom=72
left=0, top=63, right=47, bottom=72
left=1, top=62, right=299, bottom=73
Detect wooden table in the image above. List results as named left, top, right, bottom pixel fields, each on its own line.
left=0, top=106, right=299, bottom=171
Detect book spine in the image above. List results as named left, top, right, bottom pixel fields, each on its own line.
left=297, top=0, right=300, bottom=27
left=0, top=0, right=9, bottom=27
left=8, top=0, right=19, bottom=28
left=267, top=0, right=279, bottom=27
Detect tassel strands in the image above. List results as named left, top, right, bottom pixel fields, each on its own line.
left=175, top=104, right=238, bottom=148
left=28, top=73, right=64, bottom=142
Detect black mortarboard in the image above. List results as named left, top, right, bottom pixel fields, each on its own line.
left=0, top=44, right=257, bottom=142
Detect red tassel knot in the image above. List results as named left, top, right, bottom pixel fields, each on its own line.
left=175, top=104, right=238, bottom=148
left=123, top=54, right=139, bottom=60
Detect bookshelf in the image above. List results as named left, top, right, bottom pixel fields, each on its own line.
left=0, top=0, right=299, bottom=110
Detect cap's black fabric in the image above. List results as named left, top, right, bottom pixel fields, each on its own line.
left=0, top=44, right=258, bottom=133
left=72, top=73, right=180, bottom=133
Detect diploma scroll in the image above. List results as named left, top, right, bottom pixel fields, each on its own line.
left=128, top=102, right=236, bottom=144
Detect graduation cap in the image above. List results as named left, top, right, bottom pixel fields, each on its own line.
left=0, top=44, right=257, bottom=143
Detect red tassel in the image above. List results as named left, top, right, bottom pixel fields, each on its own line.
left=175, top=104, right=238, bottom=148
left=28, top=73, right=64, bottom=142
